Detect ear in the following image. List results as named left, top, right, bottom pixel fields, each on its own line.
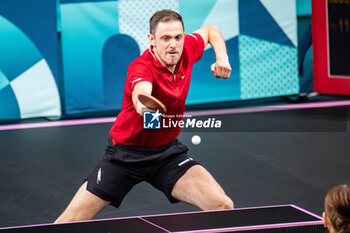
left=323, top=212, right=330, bottom=227
left=148, top=34, right=155, bottom=47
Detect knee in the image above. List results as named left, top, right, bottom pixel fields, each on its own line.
left=208, top=196, right=234, bottom=210
left=220, top=197, right=234, bottom=209
left=55, top=212, right=86, bottom=223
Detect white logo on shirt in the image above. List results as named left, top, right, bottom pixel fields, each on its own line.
left=131, top=78, right=142, bottom=84
left=189, top=34, right=198, bottom=41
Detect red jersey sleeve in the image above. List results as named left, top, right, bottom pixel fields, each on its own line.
left=125, top=61, right=153, bottom=96
left=186, top=33, right=205, bottom=62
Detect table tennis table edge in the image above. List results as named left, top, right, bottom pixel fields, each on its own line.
left=0, top=204, right=322, bottom=231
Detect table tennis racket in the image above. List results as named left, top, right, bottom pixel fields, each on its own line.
left=138, top=93, right=167, bottom=113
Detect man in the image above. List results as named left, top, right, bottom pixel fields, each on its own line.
left=55, top=9, right=233, bottom=223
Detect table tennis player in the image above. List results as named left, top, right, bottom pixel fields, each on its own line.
left=55, top=9, right=233, bottom=223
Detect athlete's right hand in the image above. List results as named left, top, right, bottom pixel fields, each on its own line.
left=132, top=81, right=153, bottom=116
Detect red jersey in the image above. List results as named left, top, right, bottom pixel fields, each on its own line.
left=109, top=33, right=205, bottom=147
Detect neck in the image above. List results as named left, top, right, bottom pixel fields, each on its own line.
left=153, top=48, right=176, bottom=73
left=166, top=65, right=176, bottom=73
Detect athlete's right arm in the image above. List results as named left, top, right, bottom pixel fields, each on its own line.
left=132, top=81, right=153, bottom=116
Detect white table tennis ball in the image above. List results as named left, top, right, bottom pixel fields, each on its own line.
left=191, top=135, right=201, bottom=145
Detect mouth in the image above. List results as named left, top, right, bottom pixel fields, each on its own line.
left=167, top=51, right=178, bottom=56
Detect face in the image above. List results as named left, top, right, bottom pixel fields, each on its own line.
left=148, top=21, right=184, bottom=71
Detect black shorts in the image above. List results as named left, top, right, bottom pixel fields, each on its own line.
left=86, top=138, right=199, bottom=207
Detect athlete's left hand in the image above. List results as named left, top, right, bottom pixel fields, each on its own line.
left=211, top=58, right=231, bottom=79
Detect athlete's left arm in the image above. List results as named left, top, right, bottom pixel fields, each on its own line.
left=193, top=25, right=231, bottom=79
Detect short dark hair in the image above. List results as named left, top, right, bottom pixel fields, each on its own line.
left=325, top=184, right=350, bottom=233
left=149, top=9, right=184, bottom=35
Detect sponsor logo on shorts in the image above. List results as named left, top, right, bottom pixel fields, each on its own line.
left=178, top=158, right=193, bottom=166
left=97, top=168, right=102, bottom=184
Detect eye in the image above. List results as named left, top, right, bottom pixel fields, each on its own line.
left=175, top=35, right=182, bottom=40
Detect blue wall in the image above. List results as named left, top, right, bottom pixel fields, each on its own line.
left=0, top=0, right=299, bottom=120
left=0, top=0, right=61, bottom=120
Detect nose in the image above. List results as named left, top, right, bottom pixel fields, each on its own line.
left=169, top=38, right=177, bottom=48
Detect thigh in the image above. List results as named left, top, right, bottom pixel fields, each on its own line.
left=55, top=182, right=110, bottom=223
left=149, top=153, right=199, bottom=203
left=171, top=165, right=233, bottom=210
